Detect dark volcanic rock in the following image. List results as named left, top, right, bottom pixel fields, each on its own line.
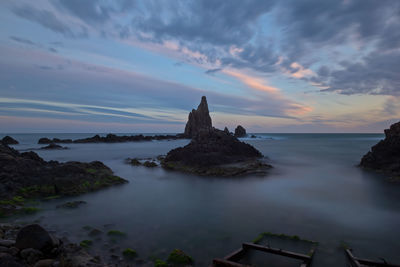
left=184, top=96, right=212, bottom=138
left=2, top=136, right=19, bottom=145
left=360, top=121, right=400, bottom=178
left=15, top=224, right=56, bottom=252
left=163, top=129, right=271, bottom=176
left=40, top=143, right=67, bottom=150
left=38, top=133, right=184, bottom=144
left=234, top=125, right=247, bottom=137
left=0, top=143, right=127, bottom=216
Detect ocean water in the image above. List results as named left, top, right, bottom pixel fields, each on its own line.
left=1, top=133, right=400, bottom=266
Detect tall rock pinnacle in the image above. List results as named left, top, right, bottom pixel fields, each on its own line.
left=184, top=96, right=212, bottom=138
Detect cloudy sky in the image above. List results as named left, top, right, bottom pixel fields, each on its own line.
left=0, top=0, right=399, bottom=133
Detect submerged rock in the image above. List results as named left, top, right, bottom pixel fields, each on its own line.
left=234, top=125, right=247, bottom=137
left=2, top=136, right=19, bottom=145
left=360, top=121, right=400, bottom=179
left=0, top=143, right=128, bottom=216
left=184, top=96, right=212, bottom=138
left=56, top=201, right=87, bottom=209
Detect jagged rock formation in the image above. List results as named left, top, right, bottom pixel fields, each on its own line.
left=0, top=143, right=127, bottom=216
left=224, top=127, right=230, bottom=135
left=184, top=96, right=212, bottom=138
left=1, top=136, right=19, bottom=145
left=360, top=121, right=400, bottom=178
left=162, top=96, right=271, bottom=176
left=234, top=125, right=247, bottom=137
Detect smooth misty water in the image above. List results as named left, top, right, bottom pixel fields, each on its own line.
left=1, top=133, right=400, bottom=266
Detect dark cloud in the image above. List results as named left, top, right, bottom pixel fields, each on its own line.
left=49, top=47, right=58, bottom=53
left=10, top=36, right=36, bottom=45
left=319, top=50, right=400, bottom=95
left=57, top=0, right=111, bottom=24
left=12, top=5, right=75, bottom=37
left=205, top=68, right=221, bottom=75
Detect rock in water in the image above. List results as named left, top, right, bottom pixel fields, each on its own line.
left=360, top=121, right=400, bottom=178
left=1, top=136, right=19, bottom=145
left=184, top=96, right=212, bottom=138
left=15, top=224, right=57, bottom=252
left=234, top=125, right=247, bottom=137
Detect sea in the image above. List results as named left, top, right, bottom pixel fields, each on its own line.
left=1, top=133, right=399, bottom=266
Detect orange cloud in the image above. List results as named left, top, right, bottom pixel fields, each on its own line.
left=222, top=69, right=280, bottom=94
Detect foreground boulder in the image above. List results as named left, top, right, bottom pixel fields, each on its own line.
left=234, top=125, right=247, bottom=137
left=184, top=96, right=212, bottom=138
left=360, top=121, right=400, bottom=179
left=15, top=224, right=57, bottom=252
left=0, top=143, right=127, bottom=216
left=1, top=136, right=19, bottom=145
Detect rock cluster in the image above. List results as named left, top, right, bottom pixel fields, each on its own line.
left=162, top=96, right=271, bottom=176
left=0, top=143, right=127, bottom=216
left=38, top=133, right=184, bottom=144
left=234, top=125, right=247, bottom=137
left=0, top=223, right=105, bottom=266
left=1, top=136, right=19, bottom=145
left=184, top=96, right=212, bottom=138
left=360, top=121, right=400, bottom=178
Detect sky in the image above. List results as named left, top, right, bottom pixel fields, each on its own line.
left=0, top=0, right=399, bottom=133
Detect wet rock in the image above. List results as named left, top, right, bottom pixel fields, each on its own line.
left=143, top=161, right=157, bottom=168
left=15, top=224, right=57, bottom=252
left=0, top=239, right=15, bottom=247
left=234, top=125, right=247, bottom=137
left=129, top=158, right=141, bottom=166
left=8, top=246, right=19, bottom=256
left=40, top=143, right=67, bottom=150
left=56, top=201, right=87, bottom=209
left=0, top=246, right=8, bottom=252
left=88, top=229, right=103, bottom=237
left=184, top=96, right=212, bottom=138
left=360, top=121, right=400, bottom=178
left=33, top=259, right=54, bottom=267
left=20, top=248, right=43, bottom=264
left=223, top=127, right=230, bottom=135
left=0, top=252, right=25, bottom=267
left=0, top=143, right=128, bottom=216
left=1, top=136, right=19, bottom=145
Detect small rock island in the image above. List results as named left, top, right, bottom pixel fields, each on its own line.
left=162, top=96, right=271, bottom=176
left=360, top=121, right=400, bottom=179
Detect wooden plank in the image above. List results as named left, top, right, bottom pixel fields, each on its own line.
left=224, top=247, right=247, bottom=262
left=242, top=242, right=311, bottom=261
left=346, top=249, right=400, bottom=267
left=213, top=258, right=250, bottom=267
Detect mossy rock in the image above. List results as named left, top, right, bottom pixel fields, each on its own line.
left=167, top=249, right=193, bottom=265
left=130, top=158, right=141, bottom=166
left=143, top=161, right=158, bottom=168
left=80, top=240, right=93, bottom=248
left=107, top=230, right=127, bottom=237
left=122, top=248, right=137, bottom=259
left=154, top=259, right=168, bottom=267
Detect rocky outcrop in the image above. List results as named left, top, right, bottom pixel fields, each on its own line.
left=38, top=133, right=185, bottom=144
left=0, top=223, right=107, bottom=267
left=360, top=121, right=400, bottom=178
left=40, top=143, right=67, bottom=150
left=184, top=96, right=212, bottom=138
left=0, top=143, right=127, bottom=216
left=1, top=136, right=19, bottom=145
left=163, top=96, right=271, bottom=176
left=234, top=125, right=247, bottom=137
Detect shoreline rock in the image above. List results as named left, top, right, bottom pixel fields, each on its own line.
left=40, top=143, right=68, bottom=150
left=1, top=136, right=19, bottom=145
left=360, top=121, right=400, bottom=179
left=0, top=143, right=128, bottom=217
left=38, top=133, right=185, bottom=144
